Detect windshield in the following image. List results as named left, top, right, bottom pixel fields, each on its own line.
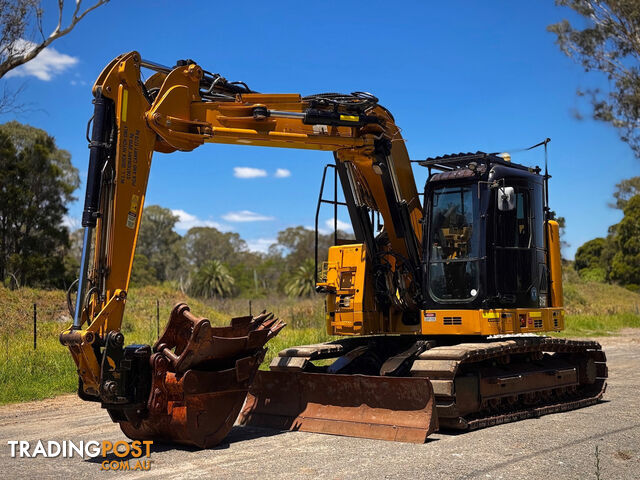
left=428, top=185, right=480, bottom=302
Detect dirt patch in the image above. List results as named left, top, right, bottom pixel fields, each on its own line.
left=614, top=450, right=633, bottom=461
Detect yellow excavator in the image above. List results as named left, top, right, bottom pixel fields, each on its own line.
left=60, top=52, right=607, bottom=447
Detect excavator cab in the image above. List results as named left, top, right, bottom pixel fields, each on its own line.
left=421, top=152, right=549, bottom=312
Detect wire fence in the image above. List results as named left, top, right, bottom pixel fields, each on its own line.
left=0, top=294, right=325, bottom=363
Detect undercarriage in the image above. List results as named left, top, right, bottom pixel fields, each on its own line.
left=239, top=335, right=607, bottom=441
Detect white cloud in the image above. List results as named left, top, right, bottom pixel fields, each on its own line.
left=274, top=168, right=291, bottom=178
left=234, top=167, right=267, bottom=179
left=171, top=209, right=229, bottom=232
left=5, top=39, right=78, bottom=81
left=62, top=215, right=81, bottom=230
left=246, top=238, right=276, bottom=253
left=222, top=210, right=274, bottom=222
left=311, top=218, right=354, bottom=235
left=325, top=218, right=353, bottom=232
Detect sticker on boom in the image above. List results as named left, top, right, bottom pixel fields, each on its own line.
left=126, top=212, right=137, bottom=229
left=126, top=194, right=139, bottom=229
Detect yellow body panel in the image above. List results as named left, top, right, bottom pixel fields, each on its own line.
left=420, top=308, right=564, bottom=336
left=321, top=243, right=370, bottom=336
left=318, top=243, right=565, bottom=338
left=548, top=220, right=564, bottom=308
left=319, top=244, right=420, bottom=336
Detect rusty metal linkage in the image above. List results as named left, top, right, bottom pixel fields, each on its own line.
left=119, top=303, right=285, bottom=448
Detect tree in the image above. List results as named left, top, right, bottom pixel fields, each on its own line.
left=64, top=227, right=83, bottom=263
left=226, top=251, right=271, bottom=297
left=548, top=1, right=640, bottom=157
left=254, top=254, right=287, bottom=296
left=611, top=176, right=640, bottom=209
left=0, top=121, right=79, bottom=288
left=574, top=237, right=609, bottom=281
left=129, top=253, right=157, bottom=287
left=610, top=194, right=640, bottom=286
left=181, top=227, right=247, bottom=269
left=270, top=226, right=335, bottom=271
left=0, top=1, right=109, bottom=79
left=1, top=120, right=78, bottom=188
left=556, top=216, right=570, bottom=257
left=0, top=0, right=109, bottom=112
left=574, top=237, right=607, bottom=270
left=134, top=205, right=181, bottom=283
left=189, top=259, right=234, bottom=299
left=284, top=258, right=317, bottom=297
left=0, top=127, right=19, bottom=285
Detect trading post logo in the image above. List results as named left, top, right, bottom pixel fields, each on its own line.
left=7, top=440, right=153, bottom=471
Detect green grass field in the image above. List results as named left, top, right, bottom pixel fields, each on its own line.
left=1, top=274, right=639, bottom=405
left=555, top=312, right=640, bottom=337
left=0, top=285, right=333, bottom=405
left=0, top=321, right=332, bottom=406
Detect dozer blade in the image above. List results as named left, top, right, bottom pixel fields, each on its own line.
left=239, top=370, right=438, bottom=443
left=117, top=303, right=285, bottom=449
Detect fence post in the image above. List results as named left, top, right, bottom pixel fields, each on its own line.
left=33, top=303, right=37, bottom=350
left=156, top=299, right=160, bottom=338
left=249, top=300, right=252, bottom=316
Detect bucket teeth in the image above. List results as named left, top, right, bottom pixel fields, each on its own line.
left=119, top=303, right=284, bottom=448
left=153, top=303, right=284, bottom=373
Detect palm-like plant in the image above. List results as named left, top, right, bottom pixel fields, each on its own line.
left=284, top=258, right=317, bottom=297
left=189, top=259, right=235, bottom=299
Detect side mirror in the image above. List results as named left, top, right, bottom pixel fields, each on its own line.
left=498, top=186, right=516, bottom=211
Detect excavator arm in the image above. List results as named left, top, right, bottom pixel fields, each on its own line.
left=61, top=52, right=425, bottom=395
left=59, top=52, right=431, bottom=446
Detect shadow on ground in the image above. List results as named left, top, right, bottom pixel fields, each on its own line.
left=84, top=425, right=287, bottom=462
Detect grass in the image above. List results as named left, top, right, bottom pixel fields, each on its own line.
left=556, top=313, right=640, bottom=337
left=0, top=322, right=333, bottom=405
left=556, top=265, right=640, bottom=337
left=262, top=327, right=333, bottom=368
left=1, top=271, right=639, bottom=405
left=0, top=285, right=333, bottom=405
left=0, top=333, right=77, bottom=405
left=561, top=266, right=640, bottom=316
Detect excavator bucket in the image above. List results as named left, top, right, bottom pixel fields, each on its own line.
left=119, top=303, right=285, bottom=448
left=239, top=370, right=438, bottom=443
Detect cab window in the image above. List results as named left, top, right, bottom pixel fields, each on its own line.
left=428, top=185, right=480, bottom=302
left=496, top=190, right=531, bottom=248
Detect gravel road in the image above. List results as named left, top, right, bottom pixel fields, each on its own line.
left=1, top=333, right=639, bottom=479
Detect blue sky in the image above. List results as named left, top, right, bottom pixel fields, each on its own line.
left=2, top=0, right=638, bottom=257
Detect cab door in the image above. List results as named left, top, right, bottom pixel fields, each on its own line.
left=492, top=181, right=547, bottom=308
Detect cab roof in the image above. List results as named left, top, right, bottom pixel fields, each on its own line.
left=418, top=151, right=539, bottom=174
